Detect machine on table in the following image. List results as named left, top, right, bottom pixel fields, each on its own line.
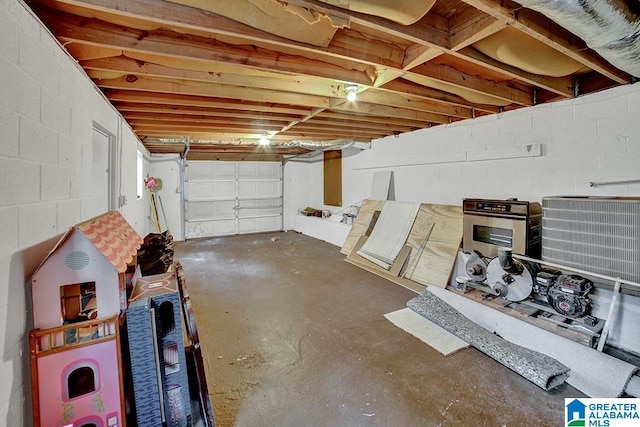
left=459, top=198, right=603, bottom=346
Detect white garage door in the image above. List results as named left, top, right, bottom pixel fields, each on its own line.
left=185, top=161, right=283, bottom=239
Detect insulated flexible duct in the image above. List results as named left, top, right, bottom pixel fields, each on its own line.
left=517, top=0, right=640, bottom=77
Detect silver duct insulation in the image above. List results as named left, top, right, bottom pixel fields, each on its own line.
left=282, top=139, right=371, bottom=163
left=280, top=139, right=371, bottom=150
left=517, top=0, right=640, bottom=77
left=159, top=137, right=371, bottom=151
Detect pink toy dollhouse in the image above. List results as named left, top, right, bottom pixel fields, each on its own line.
left=29, top=211, right=143, bottom=427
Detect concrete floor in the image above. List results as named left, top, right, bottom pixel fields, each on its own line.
left=175, top=231, right=583, bottom=427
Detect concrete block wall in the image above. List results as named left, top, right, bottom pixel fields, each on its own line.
left=342, top=82, right=640, bottom=206
left=0, top=2, right=147, bottom=424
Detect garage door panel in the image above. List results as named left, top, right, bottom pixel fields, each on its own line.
left=187, top=200, right=236, bottom=221
left=238, top=162, right=281, bottom=179
left=186, top=219, right=236, bottom=238
left=238, top=181, right=281, bottom=199
left=187, top=181, right=235, bottom=201
left=237, top=199, right=282, bottom=218
left=188, top=161, right=236, bottom=180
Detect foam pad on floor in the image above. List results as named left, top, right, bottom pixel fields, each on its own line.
left=384, top=308, right=469, bottom=356
left=407, top=290, right=570, bottom=391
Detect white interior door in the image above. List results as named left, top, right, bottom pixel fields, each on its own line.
left=185, top=161, right=282, bottom=239
left=91, top=128, right=111, bottom=217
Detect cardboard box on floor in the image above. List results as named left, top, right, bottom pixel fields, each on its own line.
left=342, top=199, right=463, bottom=291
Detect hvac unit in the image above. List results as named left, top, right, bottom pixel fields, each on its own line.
left=542, top=196, right=640, bottom=286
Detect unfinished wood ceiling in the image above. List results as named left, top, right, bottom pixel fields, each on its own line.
left=26, top=0, right=637, bottom=160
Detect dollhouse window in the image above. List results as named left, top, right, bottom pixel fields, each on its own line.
left=63, top=360, right=100, bottom=400
left=163, top=341, right=180, bottom=374
left=60, top=282, right=97, bottom=323
left=159, top=301, right=175, bottom=336
left=67, top=366, right=96, bottom=398
left=74, top=415, right=103, bottom=427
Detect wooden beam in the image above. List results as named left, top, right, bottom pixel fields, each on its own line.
left=106, top=91, right=312, bottom=115
left=95, top=76, right=333, bottom=108
left=35, top=6, right=375, bottom=86
left=83, top=55, right=349, bottom=98
left=330, top=101, right=449, bottom=124
left=329, top=27, right=405, bottom=68
left=402, top=45, right=443, bottom=70
left=123, top=113, right=292, bottom=127
left=351, top=90, right=473, bottom=118
left=40, top=0, right=407, bottom=69
left=302, top=116, right=416, bottom=133
left=131, top=121, right=284, bottom=132
left=409, top=61, right=533, bottom=106
left=379, top=79, right=501, bottom=113
left=455, top=47, right=575, bottom=98
left=317, top=111, right=435, bottom=128
left=116, top=103, right=304, bottom=122
left=281, top=123, right=391, bottom=137
left=449, top=8, right=507, bottom=51
left=37, top=0, right=316, bottom=49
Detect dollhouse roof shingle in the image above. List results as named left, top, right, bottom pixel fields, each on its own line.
left=33, top=211, right=143, bottom=276
left=76, top=211, right=143, bottom=272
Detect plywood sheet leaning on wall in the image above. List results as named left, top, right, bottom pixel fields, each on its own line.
left=346, top=235, right=424, bottom=293
left=404, top=204, right=463, bottom=288
left=341, top=199, right=385, bottom=256
left=341, top=200, right=463, bottom=289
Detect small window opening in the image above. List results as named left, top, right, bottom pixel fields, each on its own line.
left=68, top=366, right=96, bottom=399
left=164, top=341, right=180, bottom=374
left=60, top=282, right=97, bottom=323
left=159, top=301, right=175, bottom=336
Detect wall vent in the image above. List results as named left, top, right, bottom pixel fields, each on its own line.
left=542, top=197, right=640, bottom=283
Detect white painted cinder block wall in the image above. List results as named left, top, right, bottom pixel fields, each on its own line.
left=148, top=154, right=185, bottom=240
left=341, top=82, right=640, bottom=206
left=283, top=158, right=324, bottom=229
left=0, top=2, right=147, bottom=424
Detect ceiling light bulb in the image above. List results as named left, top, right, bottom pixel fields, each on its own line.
left=259, top=136, right=270, bottom=146
left=346, top=85, right=358, bottom=102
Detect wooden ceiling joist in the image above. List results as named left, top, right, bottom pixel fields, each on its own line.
left=25, top=0, right=637, bottom=159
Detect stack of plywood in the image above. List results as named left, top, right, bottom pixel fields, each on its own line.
left=342, top=199, right=463, bottom=292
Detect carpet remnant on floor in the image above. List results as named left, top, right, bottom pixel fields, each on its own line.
left=384, top=308, right=469, bottom=356
left=407, top=290, right=570, bottom=391
left=426, top=285, right=639, bottom=397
